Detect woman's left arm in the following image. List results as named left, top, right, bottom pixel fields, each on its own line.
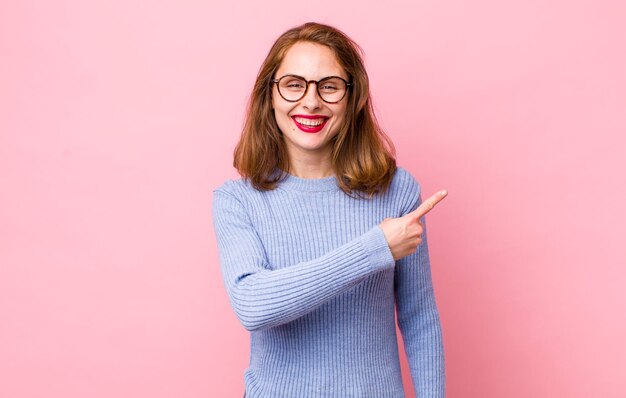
left=395, top=193, right=446, bottom=397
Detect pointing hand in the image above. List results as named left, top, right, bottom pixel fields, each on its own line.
left=379, top=190, right=448, bottom=261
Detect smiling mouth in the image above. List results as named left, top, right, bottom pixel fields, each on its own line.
left=292, top=116, right=327, bottom=126
left=291, top=116, right=328, bottom=133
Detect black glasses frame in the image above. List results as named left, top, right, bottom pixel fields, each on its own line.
left=271, top=74, right=352, bottom=104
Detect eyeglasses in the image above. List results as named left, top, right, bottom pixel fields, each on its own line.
left=271, top=74, right=352, bottom=104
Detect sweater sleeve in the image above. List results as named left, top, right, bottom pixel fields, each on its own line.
left=212, top=188, right=395, bottom=332
left=394, top=181, right=446, bottom=397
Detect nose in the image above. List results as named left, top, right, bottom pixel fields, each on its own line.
left=302, top=81, right=322, bottom=110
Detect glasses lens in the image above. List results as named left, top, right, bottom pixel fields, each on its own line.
left=278, top=76, right=307, bottom=101
left=318, top=77, right=347, bottom=103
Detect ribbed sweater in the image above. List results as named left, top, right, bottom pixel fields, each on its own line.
left=212, top=167, right=445, bottom=398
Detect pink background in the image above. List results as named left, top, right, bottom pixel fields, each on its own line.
left=1, top=1, right=625, bottom=397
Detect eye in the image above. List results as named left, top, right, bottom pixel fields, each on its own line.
left=319, top=78, right=344, bottom=93
left=281, top=78, right=306, bottom=90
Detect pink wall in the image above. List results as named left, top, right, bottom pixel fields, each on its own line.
left=1, top=1, right=625, bottom=397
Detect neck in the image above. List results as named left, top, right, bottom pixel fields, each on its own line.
left=287, top=152, right=334, bottom=179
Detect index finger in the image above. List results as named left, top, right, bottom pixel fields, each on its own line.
left=407, top=190, right=448, bottom=220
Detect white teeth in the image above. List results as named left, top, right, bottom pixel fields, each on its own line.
left=294, top=117, right=325, bottom=126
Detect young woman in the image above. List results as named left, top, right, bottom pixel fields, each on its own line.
left=212, top=22, right=447, bottom=398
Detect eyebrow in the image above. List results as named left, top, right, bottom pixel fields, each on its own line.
left=275, top=74, right=349, bottom=81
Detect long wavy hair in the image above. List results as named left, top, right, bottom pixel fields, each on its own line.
left=233, top=22, right=396, bottom=198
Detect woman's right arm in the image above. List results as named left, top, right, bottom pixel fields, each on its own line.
left=211, top=189, right=395, bottom=332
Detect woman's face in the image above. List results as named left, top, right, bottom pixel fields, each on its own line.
left=272, top=41, right=349, bottom=164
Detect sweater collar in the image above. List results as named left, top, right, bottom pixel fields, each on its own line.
left=274, top=169, right=341, bottom=192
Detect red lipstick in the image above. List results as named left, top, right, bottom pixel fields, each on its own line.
left=291, top=115, right=329, bottom=134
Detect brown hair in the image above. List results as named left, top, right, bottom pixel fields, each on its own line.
left=233, top=22, right=396, bottom=198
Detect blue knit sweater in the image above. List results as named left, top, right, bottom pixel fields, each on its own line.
left=212, top=167, right=445, bottom=397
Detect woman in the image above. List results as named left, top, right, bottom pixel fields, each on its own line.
left=212, top=22, right=447, bottom=397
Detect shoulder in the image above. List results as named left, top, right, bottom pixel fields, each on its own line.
left=392, top=166, right=420, bottom=187
left=389, top=166, right=422, bottom=196
left=213, top=176, right=280, bottom=214
left=387, top=166, right=423, bottom=215
left=213, top=177, right=252, bottom=198
left=212, top=177, right=259, bottom=211
left=212, top=178, right=261, bottom=225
